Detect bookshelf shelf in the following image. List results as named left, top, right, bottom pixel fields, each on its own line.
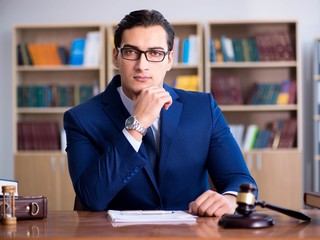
left=205, top=20, right=302, bottom=209
left=17, top=107, right=71, bottom=114
left=210, top=61, right=297, bottom=68
left=220, top=105, right=297, bottom=112
left=17, top=66, right=101, bottom=72
left=13, top=23, right=106, bottom=210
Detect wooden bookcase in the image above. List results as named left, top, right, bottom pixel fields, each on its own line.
left=313, top=37, right=320, bottom=192
left=205, top=21, right=303, bottom=209
left=13, top=24, right=106, bottom=210
left=107, top=22, right=204, bottom=91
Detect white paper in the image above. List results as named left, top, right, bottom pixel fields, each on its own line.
left=107, top=210, right=198, bottom=224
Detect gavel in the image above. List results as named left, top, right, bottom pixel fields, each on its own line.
left=218, top=183, right=311, bottom=228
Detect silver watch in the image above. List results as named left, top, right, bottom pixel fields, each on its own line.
left=125, top=116, right=147, bottom=136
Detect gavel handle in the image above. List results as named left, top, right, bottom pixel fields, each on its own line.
left=256, top=200, right=311, bottom=221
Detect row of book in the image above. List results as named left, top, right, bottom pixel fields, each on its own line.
left=211, top=75, right=244, bottom=105
left=230, top=118, right=297, bottom=151
left=211, top=75, right=296, bottom=105
left=17, top=84, right=98, bottom=107
left=17, top=31, right=101, bottom=66
left=247, top=80, right=296, bottom=105
left=17, top=121, right=61, bottom=150
left=173, top=35, right=199, bottom=65
left=210, top=31, right=295, bottom=63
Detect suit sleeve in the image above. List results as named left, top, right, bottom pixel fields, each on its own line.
left=64, top=110, right=146, bottom=211
left=206, top=95, right=258, bottom=196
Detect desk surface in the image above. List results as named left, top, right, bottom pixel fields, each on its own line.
left=1, top=209, right=320, bottom=239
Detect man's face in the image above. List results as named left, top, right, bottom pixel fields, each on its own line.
left=113, top=25, right=174, bottom=99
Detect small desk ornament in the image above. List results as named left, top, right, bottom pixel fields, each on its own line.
left=1, top=185, right=17, bottom=225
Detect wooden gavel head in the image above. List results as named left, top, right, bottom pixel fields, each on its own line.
left=235, top=183, right=257, bottom=216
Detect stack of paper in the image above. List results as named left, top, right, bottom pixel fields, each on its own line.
left=107, top=210, right=197, bottom=226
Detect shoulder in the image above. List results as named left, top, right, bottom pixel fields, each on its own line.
left=165, top=84, right=213, bottom=103
left=66, top=93, right=103, bottom=114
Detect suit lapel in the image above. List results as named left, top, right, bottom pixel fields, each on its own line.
left=101, top=76, right=129, bottom=132
left=158, top=86, right=182, bottom=182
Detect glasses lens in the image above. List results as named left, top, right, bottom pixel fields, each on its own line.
left=146, top=50, right=166, bottom=62
left=121, top=48, right=139, bottom=60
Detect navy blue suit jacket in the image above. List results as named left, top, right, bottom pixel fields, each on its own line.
left=64, top=75, right=257, bottom=211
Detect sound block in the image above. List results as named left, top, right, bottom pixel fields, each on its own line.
left=218, top=213, right=274, bottom=229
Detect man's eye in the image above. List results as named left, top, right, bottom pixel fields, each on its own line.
left=123, top=49, right=137, bottom=55
left=149, top=50, right=164, bottom=56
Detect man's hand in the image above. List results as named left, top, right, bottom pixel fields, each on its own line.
left=188, top=190, right=237, bottom=217
left=132, top=86, right=172, bottom=128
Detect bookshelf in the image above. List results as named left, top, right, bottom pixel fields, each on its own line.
left=13, top=24, right=106, bottom=210
left=205, top=21, right=302, bottom=209
left=107, top=22, right=204, bottom=91
left=313, top=37, right=320, bottom=192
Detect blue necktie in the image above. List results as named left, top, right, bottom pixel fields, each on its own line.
left=143, top=128, right=158, bottom=174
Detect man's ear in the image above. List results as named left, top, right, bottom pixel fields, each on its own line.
left=113, top=48, right=119, bottom=68
left=167, top=50, right=174, bottom=71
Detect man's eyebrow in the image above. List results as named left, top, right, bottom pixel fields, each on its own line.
left=121, top=44, right=165, bottom=50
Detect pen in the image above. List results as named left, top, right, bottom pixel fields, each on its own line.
left=120, top=210, right=175, bottom=215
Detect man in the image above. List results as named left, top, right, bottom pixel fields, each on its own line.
left=64, top=9, right=257, bottom=217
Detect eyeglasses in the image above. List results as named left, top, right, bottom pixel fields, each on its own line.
left=117, top=47, right=169, bottom=62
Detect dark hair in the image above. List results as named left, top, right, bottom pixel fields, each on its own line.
left=114, top=9, right=175, bottom=51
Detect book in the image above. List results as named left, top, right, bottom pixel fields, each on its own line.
left=277, top=118, right=297, bottom=148
left=277, top=80, right=292, bottom=104
left=69, top=38, right=85, bottom=65
left=181, top=35, right=199, bottom=64
left=253, top=129, right=271, bottom=149
left=242, top=124, right=259, bottom=151
left=213, top=38, right=224, bottom=62
left=211, top=75, right=243, bottom=105
left=173, top=75, right=199, bottom=91
left=27, top=43, right=62, bottom=65
left=107, top=210, right=197, bottom=225
left=267, top=119, right=284, bottom=149
left=173, top=36, right=180, bottom=64
left=229, top=124, right=245, bottom=148
left=84, top=31, right=101, bottom=66
left=221, top=35, right=234, bottom=62
left=17, top=121, right=60, bottom=150
left=304, top=192, right=320, bottom=209
left=209, top=38, right=216, bottom=62
left=0, top=179, right=18, bottom=196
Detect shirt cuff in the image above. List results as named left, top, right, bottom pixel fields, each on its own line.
left=223, top=191, right=238, bottom=196
left=122, top=128, right=142, bottom=152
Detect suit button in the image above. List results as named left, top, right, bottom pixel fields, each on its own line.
left=134, top=167, right=139, bottom=172
left=122, top=179, right=128, bottom=184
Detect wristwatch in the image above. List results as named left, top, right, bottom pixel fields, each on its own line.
left=125, top=116, right=147, bottom=136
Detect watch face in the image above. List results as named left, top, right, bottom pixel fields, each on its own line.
left=125, top=116, right=135, bottom=128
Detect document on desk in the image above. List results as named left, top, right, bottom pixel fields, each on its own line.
left=107, top=210, right=198, bottom=226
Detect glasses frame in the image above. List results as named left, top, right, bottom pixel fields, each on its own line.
left=117, top=47, right=170, bottom=62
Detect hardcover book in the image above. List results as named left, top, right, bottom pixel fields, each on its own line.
left=304, top=192, right=320, bottom=209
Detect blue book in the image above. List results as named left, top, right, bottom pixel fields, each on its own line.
left=210, top=38, right=216, bottom=62
left=69, top=38, right=85, bottom=65
left=182, top=38, right=189, bottom=63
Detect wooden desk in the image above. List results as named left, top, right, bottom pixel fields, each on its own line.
left=1, top=209, right=319, bottom=239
